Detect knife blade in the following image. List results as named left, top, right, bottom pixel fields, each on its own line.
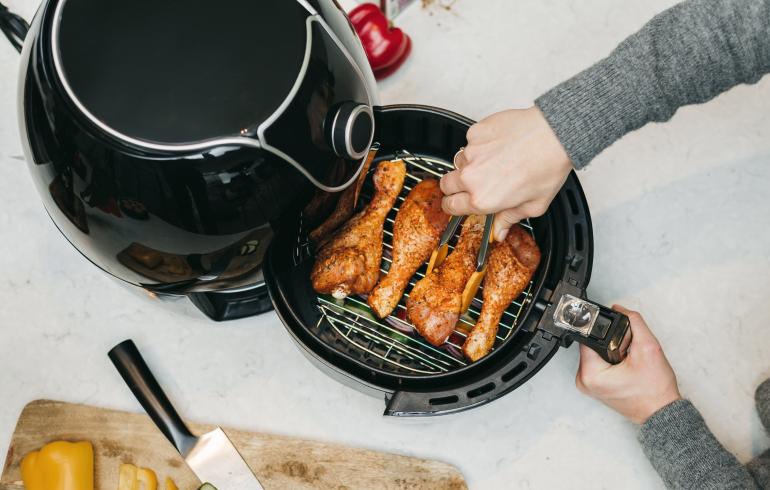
left=186, top=428, right=262, bottom=489
left=109, top=340, right=263, bottom=490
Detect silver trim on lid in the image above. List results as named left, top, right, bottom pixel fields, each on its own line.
left=50, top=0, right=377, bottom=193
left=256, top=14, right=378, bottom=185
left=345, top=104, right=374, bottom=160
left=49, top=0, right=267, bottom=154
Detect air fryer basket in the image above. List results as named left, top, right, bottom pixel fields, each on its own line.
left=266, top=105, right=626, bottom=416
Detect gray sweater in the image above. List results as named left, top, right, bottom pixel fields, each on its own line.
left=639, top=387, right=770, bottom=489
left=536, top=0, right=770, bottom=168
left=535, top=0, right=770, bottom=488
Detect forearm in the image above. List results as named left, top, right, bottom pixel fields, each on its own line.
left=536, top=0, right=770, bottom=168
left=639, top=399, right=759, bottom=489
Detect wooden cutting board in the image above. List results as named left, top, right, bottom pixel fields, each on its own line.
left=0, top=400, right=466, bottom=490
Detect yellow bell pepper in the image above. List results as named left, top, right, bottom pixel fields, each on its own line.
left=165, top=477, right=179, bottom=490
left=21, top=440, right=94, bottom=490
left=118, top=463, right=159, bottom=490
left=137, top=467, right=158, bottom=490
left=118, top=464, right=138, bottom=490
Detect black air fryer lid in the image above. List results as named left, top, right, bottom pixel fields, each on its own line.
left=57, top=0, right=307, bottom=145
left=52, top=0, right=378, bottom=190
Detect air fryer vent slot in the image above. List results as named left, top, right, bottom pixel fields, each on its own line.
left=429, top=395, right=459, bottom=406
left=574, top=223, right=584, bottom=251
left=566, top=188, right=579, bottom=215
left=502, top=362, right=528, bottom=383
left=467, top=382, right=496, bottom=398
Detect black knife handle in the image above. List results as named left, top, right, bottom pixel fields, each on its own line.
left=109, top=339, right=197, bottom=455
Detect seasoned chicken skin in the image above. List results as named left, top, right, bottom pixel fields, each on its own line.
left=309, top=152, right=376, bottom=247
left=463, top=225, right=540, bottom=361
left=406, top=215, right=486, bottom=346
left=368, top=179, right=450, bottom=318
left=311, top=160, right=406, bottom=299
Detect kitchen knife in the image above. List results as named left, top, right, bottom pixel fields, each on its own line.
left=109, top=339, right=264, bottom=490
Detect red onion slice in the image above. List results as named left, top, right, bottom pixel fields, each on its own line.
left=383, top=315, right=415, bottom=335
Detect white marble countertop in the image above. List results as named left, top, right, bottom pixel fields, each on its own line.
left=1, top=0, right=769, bottom=488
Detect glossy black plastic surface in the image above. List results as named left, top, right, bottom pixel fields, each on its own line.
left=189, top=283, right=273, bottom=321
left=19, top=0, right=379, bottom=292
left=308, top=0, right=377, bottom=93
left=58, top=0, right=308, bottom=144
left=261, top=19, right=373, bottom=186
left=22, top=30, right=306, bottom=290
left=109, top=339, right=197, bottom=455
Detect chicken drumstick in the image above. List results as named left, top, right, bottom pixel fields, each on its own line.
left=406, top=215, right=486, bottom=346
left=311, top=160, right=406, bottom=299
left=463, top=225, right=540, bottom=361
left=368, top=179, right=450, bottom=318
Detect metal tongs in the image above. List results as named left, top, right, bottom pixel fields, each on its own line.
left=396, top=148, right=495, bottom=314
left=427, top=213, right=495, bottom=314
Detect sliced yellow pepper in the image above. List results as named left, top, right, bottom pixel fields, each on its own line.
left=118, top=464, right=138, bottom=490
left=137, top=467, right=158, bottom=490
left=165, top=477, right=179, bottom=490
left=119, top=463, right=159, bottom=490
left=21, top=440, right=94, bottom=490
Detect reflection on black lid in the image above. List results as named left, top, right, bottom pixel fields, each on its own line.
left=58, top=0, right=309, bottom=144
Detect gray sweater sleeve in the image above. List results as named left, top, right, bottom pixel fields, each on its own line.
left=638, top=399, right=764, bottom=489
left=535, top=0, right=770, bottom=169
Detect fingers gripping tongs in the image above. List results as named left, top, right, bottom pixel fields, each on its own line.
left=426, top=213, right=495, bottom=314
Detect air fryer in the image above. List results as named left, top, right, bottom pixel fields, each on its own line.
left=15, top=0, right=629, bottom=415
left=19, top=0, right=378, bottom=319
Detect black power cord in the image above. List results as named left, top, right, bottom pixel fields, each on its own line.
left=0, top=1, right=29, bottom=53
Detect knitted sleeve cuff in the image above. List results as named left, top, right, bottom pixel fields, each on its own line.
left=638, top=398, right=704, bottom=449
left=638, top=399, right=759, bottom=489
left=535, top=56, right=646, bottom=169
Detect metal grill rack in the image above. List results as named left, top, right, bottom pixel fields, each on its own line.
left=305, top=150, right=536, bottom=376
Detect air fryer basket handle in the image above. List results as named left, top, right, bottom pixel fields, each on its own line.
left=538, top=281, right=632, bottom=365
left=108, top=339, right=197, bottom=454
left=571, top=305, right=632, bottom=364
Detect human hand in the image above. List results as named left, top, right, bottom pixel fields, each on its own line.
left=439, top=107, right=572, bottom=242
left=575, top=305, right=682, bottom=424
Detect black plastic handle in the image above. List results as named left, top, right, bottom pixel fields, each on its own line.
left=575, top=306, right=632, bottom=364
left=108, top=340, right=197, bottom=455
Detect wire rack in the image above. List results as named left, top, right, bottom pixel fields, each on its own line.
left=302, top=150, right=536, bottom=376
